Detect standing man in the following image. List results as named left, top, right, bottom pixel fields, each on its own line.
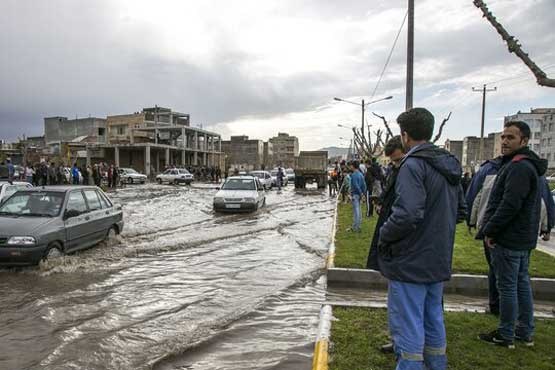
left=348, top=160, right=367, bottom=233
left=478, top=121, right=546, bottom=348
left=378, top=108, right=465, bottom=370
left=6, top=159, right=15, bottom=184
left=71, top=163, right=80, bottom=185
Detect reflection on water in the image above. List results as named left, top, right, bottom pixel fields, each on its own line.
left=0, top=184, right=334, bottom=370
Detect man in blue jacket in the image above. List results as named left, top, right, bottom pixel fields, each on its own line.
left=378, top=108, right=465, bottom=370
left=477, top=121, right=547, bottom=348
left=349, top=160, right=367, bottom=232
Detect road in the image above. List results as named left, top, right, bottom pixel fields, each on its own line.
left=0, top=183, right=334, bottom=370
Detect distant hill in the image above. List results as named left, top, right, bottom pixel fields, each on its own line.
left=318, top=146, right=349, bottom=158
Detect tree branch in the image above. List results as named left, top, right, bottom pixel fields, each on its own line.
left=432, top=112, right=452, bottom=144
left=473, top=0, right=555, bottom=88
left=372, top=112, right=395, bottom=137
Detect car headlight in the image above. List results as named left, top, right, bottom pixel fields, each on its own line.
left=7, top=236, right=36, bottom=246
left=244, top=198, right=256, bottom=203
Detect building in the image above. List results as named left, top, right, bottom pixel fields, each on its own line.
left=221, top=135, right=264, bottom=171
left=462, top=134, right=495, bottom=172
left=44, top=116, right=107, bottom=155
left=45, top=107, right=222, bottom=175
left=263, top=141, right=274, bottom=169
left=504, top=108, right=555, bottom=154
left=269, top=132, right=299, bottom=168
left=492, top=132, right=503, bottom=158
left=539, top=112, right=555, bottom=168
left=444, top=139, right=463, bottom=164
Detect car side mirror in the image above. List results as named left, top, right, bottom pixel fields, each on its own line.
left=64, top=209, right=80, bottom=220
left=115, top=204, right=123, bottom=211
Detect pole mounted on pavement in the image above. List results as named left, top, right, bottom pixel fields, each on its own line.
left=406, top=0, right=414, bottom=110
left=472, top=84, right=497, bottom=163
left=333, top=96, right=393, bottom=140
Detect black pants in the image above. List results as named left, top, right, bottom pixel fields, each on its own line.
left=484, top=241, right=500, bottom=314
left=366, top=190, right=373, bottom=217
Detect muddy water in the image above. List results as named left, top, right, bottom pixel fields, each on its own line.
left=0, top=184, right=334, bottom=370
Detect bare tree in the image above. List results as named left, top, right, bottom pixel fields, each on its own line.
left=432, top=112, right=452, bottom=144
left=473, top=0, right=555, bottom=88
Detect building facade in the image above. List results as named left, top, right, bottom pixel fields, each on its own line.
left=504, top=108, right=555, bottom=154
left=462, top=134, right=495, bottom=172
left=269, top=132, right=299, bottom=169
left=221, top=135, right=265, bottom=171
left=539, top=112, right=555, bottom=168
left=444, top=139, right=463, bottom=164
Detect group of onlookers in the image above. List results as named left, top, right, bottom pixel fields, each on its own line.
left=345, top=107, right=548, bottom=369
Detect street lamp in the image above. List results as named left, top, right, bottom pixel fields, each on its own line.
left=333, top=95, right=393, bottom=139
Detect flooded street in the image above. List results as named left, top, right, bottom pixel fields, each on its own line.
left=0, top=184, right=334, bottom=370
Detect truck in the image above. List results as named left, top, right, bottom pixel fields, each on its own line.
left=294, top=151, right=328, bottom=189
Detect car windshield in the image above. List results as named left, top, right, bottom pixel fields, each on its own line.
left=250, top=172, right=264, bottom=179
left=124, top=168, right=137, bottom=174
left=0, top=191, right=65, bottom=217
left=222, top=179, right=255, bottom=191
left=178, top=169, right=190, bottom=174
left=286, top=169, right=294, bottom=174
left=271, top=170, right=278, bottom=176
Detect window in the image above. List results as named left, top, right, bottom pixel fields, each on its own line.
left=98, top=128, right=106, bottom=136
left=97, top=191, right=113, bottom=208
left=549, top=138, right=552, bottom=146
left=67, top=191, right=88, bottom=214
left=83, top=189, right=102, bottom=211
left=534, top=132, right=541, bottom=139
left=163, top=169, right=172, bottom=175
left=550, top=123, right=554, bottom=132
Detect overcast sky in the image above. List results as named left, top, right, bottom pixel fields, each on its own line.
left=1, top=0, right=553, bottom=150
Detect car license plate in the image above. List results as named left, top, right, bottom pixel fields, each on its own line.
left=226, top=204, right=241, bottom=209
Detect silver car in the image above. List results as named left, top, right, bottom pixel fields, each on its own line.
left=156, top=168, right=194, bottom=185
left=213, top=176, right=266, bottom=212
left=0, top=181, right=33, bottom=203
left=0, top=186, right=123, bottom=266
left=249, top=170, right=273, bottom=190
left=119, top=168, right=147, bottom=184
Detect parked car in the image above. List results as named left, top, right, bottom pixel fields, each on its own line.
left=248, top=170, right=273, bottom=190
left=285, top=168, right=295, bottom=182
left=119, top=168, right=147, bottom=184
left=213, top=176, right=266, bottom=212
left=0, top=181, right=33, bottom=203
left=0, top=186, right=123, bottom=266
left=270, top=168, right=289, bottom=187
left=156, top=168, right=194, bottom=185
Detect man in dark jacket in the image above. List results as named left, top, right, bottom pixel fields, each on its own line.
left=378, top=108, right=465, bottom=370
left=367, top=135, right=404, bottom=270
left=478, top=121, right=546, bottom=348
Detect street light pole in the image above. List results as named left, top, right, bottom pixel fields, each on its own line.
left=361, top=99, right=365, bottom=139
left=406, top=0, right=414, bottom=110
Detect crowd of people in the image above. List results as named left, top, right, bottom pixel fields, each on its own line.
left=343, top=107, right=549, bottom=369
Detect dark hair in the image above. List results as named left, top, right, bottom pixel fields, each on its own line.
left=504, top=120, right=531, bottom=139
left=384, top=135, right=404, bottom=156
left=397, top=107, right=435, bottom=141
left=350, top=160, right=360, bottom=169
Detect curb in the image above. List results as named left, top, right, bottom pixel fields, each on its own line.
left=327, top=268, right=555, bottom=301
left=312, top=305, right=332, bottom=370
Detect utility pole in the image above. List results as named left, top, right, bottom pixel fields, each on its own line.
left=472, top=84, right=497, bottom=163
left=406, top=0, right=414, bottom=110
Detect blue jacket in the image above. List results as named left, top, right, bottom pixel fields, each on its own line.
left=466, top=155, right=555, bottom=232
left=378, top=143, right=466, bottom=284
left=350, top=170, right=367, bottom=196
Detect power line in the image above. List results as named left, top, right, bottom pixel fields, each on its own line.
left=369, top=10, right=408, bottom=101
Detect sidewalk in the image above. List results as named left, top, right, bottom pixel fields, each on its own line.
left=537, top=236, right=555, bottom=257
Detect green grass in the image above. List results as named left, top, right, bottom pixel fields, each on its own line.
left=334, top=202, right=555, bottom=278
left=549, top=182, right=555, bottom=191
left=330, top=307, right=555, bottom=370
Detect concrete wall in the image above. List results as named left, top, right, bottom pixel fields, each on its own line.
left=445, top=139, right=463, bottom=164
left=44, top=117, right=107, bottom=144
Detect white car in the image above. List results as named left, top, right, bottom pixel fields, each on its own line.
left=270, top=168, right=289, bottom=187
left=0, top=181, right=33, bottom=203
left=249, top=170, right=273, bottom=190
left=156, top=168, right=194, bottom=185
left=119, top=168, right=147, bottom=184
left=213, top=176, right=266, bottom=212
left=285, top=168, right=295, bottom=182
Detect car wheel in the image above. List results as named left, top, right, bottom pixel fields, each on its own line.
left=157, top=178, right=162, bottom=184
left=44, top=243, right=63, bottom=260
left=127, top=177, right=133, bottom=184
left=104, top=226, right=120, bottom=247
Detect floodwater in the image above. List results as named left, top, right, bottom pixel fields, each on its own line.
left=0, top=184, right=334, bottom=370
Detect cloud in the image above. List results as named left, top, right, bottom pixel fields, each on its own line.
left=0, top=0, right=553, bottom=150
